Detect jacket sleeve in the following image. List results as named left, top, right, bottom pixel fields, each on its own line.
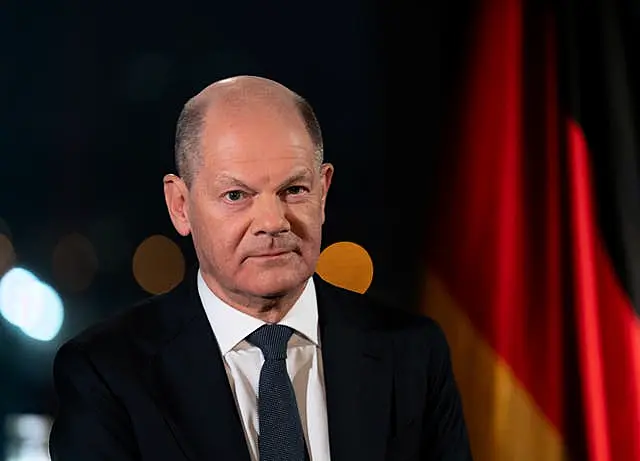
left=49, top=341, right=141, bottom=461
left=421, top=321, right=474, bottom=461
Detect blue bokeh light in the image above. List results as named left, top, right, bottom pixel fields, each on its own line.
left=0, top=267, right=64, bottom=341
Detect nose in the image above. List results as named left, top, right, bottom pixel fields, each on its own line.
left=250, top=194, right=291, bottom=236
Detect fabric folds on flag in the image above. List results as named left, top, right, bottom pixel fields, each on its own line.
left=423, top=0, right=640, bottom=459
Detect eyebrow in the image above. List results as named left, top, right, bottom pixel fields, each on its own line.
left=213, top=174, right=253, bottom=190
left=276, top=169, right=313, bottom=189
left=214, top=169, right=314, bottom=191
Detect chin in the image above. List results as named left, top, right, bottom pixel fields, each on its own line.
left=240, top=266, right=311, bottom=298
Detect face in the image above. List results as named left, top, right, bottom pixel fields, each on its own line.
left=164, top=103, right=333, bottom=303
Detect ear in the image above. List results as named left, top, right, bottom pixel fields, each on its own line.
left=319, top=163, right=334, bottom=224
left=163, top=174, right=192, bottom=236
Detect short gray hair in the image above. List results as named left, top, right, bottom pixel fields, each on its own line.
left=174, top=92, right=324, bottom=187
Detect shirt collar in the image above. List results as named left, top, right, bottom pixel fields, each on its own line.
left=197, top=270, right=319, bottom=354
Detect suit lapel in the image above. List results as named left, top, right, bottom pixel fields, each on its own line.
left=142, top=277, right=251, bottom=461
left=315, top=275, right=394, bottom=461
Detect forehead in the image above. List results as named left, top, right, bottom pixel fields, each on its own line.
left=200, top=103, right=315, bottom=170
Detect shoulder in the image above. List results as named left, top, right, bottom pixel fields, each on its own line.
left=314, top=275, right=449, bottom=355
left=54, top=279, right=197, bottom=371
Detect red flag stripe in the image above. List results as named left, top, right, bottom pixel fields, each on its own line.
left=566, top=120, right=640, bottom=461
left=428, top=0, right=565, bottom=433
left=566, top=120, right=610, bottom=461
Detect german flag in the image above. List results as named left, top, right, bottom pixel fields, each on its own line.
left=423, top=0, right=640, bottom=459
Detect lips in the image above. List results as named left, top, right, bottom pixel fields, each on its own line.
left=250, top=250, right=292, bottom=258
left=245, top=247, right=298, bottom=260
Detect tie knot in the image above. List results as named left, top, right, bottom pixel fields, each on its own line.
left=246, top=324, right=293, bottom=360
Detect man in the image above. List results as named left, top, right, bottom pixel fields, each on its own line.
left=49, top=75, right=473, bottom=461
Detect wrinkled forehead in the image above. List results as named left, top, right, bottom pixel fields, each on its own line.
left=202, top=149, right=318, bottom=192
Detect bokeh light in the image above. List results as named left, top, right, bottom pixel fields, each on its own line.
left=133, top=235, right=185, bottom=294
left=0, top=267, right=64, bottom=342
left=5, top=413, right=52, bottom=461
left=316, top=241, right=374, bottom=294
left=0, top=234, right=16, bottom=276
left=52, top=233, right=99, bottom=292
left=0, top=217, right=15, bottom=276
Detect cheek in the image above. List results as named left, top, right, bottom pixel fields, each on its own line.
left=289, top=201, right=324, bottom=230
left=190, top=209, right=246, bottom=258
left=289, top=211, right=324, bottom=250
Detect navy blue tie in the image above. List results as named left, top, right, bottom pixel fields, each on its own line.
left=247, top=324, right=309, bottom=461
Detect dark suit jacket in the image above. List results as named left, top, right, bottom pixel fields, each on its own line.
left=49, top=273, right=472, bottom=461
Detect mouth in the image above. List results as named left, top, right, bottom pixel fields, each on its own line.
left=246, top=249, right=298, bottom=261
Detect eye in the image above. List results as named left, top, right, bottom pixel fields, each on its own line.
left=224, top=190, right=246, bottom=202
left=285, top=185, right=307, bottom=195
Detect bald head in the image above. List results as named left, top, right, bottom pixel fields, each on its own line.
left=174, top=76, right=324, bottom=187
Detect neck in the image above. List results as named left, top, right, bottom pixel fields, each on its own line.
left=200, top=272, right=308, bottom=324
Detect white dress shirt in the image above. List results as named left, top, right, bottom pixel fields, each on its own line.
left=197, top=271, right=331, bottom=461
